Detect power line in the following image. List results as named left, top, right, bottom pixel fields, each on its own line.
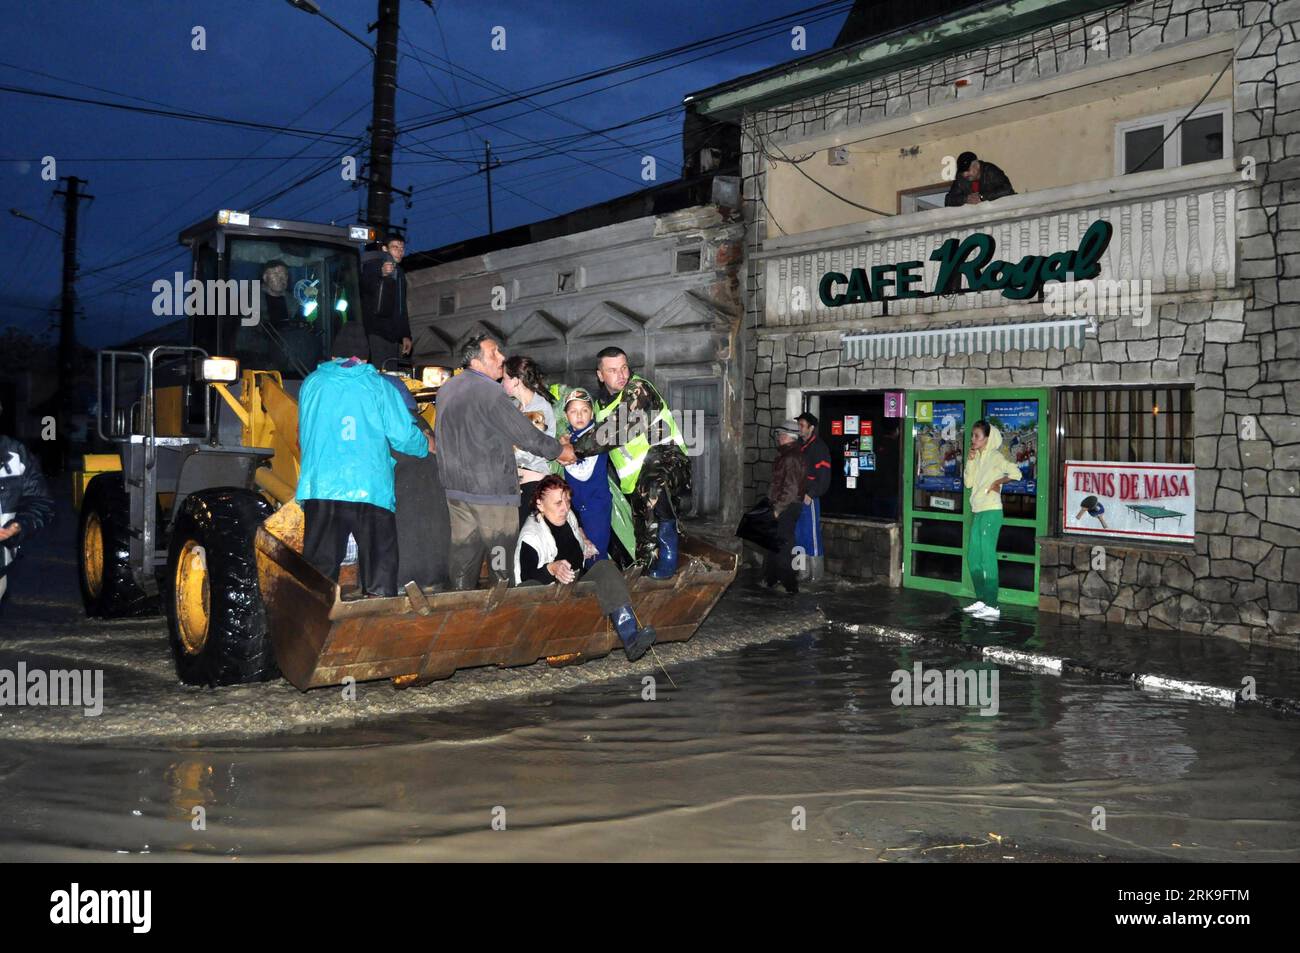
left=0, top=83, right=360, bottom=143
left=390, top=12, right=831, bottom=167
left=51, top=0, right=834, bottom=306
left=401, top=128, right=698, bottom=232
left=0, top=154, right=360, bottom=163
left=76, top=125, right=366, bottom=301
left=397, top=0, right=852, bottom=133
left=75, top=70, right=371, bottom=290
left=404, top=14, right=482, bottom=163
left=755, top=121, right=893, bottom=217
left=395, top=101, right=707, bottom=201
left=0, top=57, right=247, bottom=117
left=402, top=28, right=668, bottom=175
left=397, top=79, right=656, bottom=190
left=740, top=5, right=1146, bottom=223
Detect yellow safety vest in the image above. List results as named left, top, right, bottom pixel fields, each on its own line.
left=595, top=376, right=685, bottom=494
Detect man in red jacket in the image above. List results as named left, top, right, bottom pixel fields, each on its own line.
left=795, top=412, right=831, bottom=582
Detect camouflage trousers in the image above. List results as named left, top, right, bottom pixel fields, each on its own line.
left=629, top=445, right=693, bottom=566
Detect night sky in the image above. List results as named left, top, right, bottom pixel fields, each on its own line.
left=0, top=0, right=847, bottom=347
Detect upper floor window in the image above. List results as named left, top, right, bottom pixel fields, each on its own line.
left=898, top=183, right=950, bottom=214
left=1115, top=102, right=1230, bottom=175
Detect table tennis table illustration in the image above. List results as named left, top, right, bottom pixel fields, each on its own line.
left=1126, top=504, right=1186, bottom=531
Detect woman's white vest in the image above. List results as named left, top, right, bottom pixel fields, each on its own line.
left=513, top=510, right=583, bottom=585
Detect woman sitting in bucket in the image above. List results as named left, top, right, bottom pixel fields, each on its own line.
left=514, top=474, right=656, bottom=661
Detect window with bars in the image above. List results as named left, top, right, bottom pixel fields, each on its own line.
left=1055, top=386, right=1194, bottom=535
left=1058, top=387, right=1194, bottom=465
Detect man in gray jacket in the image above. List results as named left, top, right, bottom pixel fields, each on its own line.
left=435, top=334, right=576, bottom=589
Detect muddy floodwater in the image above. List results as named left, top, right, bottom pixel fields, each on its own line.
left=2, top=622, right=1298, bottom=862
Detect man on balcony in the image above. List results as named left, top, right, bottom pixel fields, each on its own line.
left=944, top=152, right=1015, bottom=207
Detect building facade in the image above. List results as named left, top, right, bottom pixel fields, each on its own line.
left=688, top=0, right=1300, bottom=646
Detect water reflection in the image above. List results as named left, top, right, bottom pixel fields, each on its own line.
left=0, top=627, right=1296, bottom=862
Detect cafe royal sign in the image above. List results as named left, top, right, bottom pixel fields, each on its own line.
left=818, top=220, right=1113, bottom=307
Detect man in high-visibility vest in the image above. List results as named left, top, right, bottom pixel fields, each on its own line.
left=571, top=347, right=692, bottom=578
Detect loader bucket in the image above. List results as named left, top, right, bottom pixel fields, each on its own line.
left=254, top=503, right=738, bottom=691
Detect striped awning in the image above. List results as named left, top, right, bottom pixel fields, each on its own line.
left=842, top=318, right=1090, bottom=361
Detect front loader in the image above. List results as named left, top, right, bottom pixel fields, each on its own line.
left=73, top=210, right=405, bottom=684
left=73, top=210, right=737, bottom=691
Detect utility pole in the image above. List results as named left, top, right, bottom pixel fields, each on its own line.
left=480, top=141, right=501, bottom=234
left=53, top=175, right=91, bottom=471
left=367, top=0, right=400, bottom=235
left=286, top=0, right=412, bottom=236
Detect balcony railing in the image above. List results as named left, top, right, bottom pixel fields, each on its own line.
left=758, top=159, right=1240, bottom=328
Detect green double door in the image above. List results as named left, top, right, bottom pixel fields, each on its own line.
left=902, top=389, right=1048, bottom=607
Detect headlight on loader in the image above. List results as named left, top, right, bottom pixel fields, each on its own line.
left=420, top=365, right=452, bottom=388
left=199, top=357, right=240, bottom=383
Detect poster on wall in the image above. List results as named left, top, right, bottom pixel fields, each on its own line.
left=831, top=420, right=843, bottom=436
left=914, top=401, right=964, bottom=492
left=859, top=452, right=876, bottom=471
left=983, top=400, right=1039, bottom=495
left=884, top=392, right=904, bottom=417
left=1063, top=461, right=1195, bottom=543
left=844, top=415, right=860, bottom=435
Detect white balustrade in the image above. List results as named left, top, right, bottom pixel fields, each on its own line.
left=761, top=162, right=1239, bottom=327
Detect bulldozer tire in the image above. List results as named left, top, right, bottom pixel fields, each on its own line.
left=166, top=488, right=280, bottom=686
left=78, top=473, right=156, bottom=618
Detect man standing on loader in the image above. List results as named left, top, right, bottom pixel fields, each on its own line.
left=296, top=323, right=431, bottom=598
left=435, top=334, right=576, bottom=591
left=360, top=233, right=412, bottom=369
left=570, top=347, right=691, bottom=578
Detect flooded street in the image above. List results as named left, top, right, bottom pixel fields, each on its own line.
left=3, top=617, right=1299, bottom=861
left=2, top=509, right=1298, bottom=862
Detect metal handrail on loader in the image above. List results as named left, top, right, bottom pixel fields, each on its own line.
left=94, top=346, right=214, bottom=590
left=96, top=346, right=212, bottom=449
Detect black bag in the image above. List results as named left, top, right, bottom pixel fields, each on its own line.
left=736, top=497, right=781, bottom=552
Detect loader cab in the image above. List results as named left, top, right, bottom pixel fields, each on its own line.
left=78, top=212, right=374, bottom=614
left=180, top=211, right=371, bottom=381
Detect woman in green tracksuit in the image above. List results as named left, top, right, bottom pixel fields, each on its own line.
left=962, top=420, right=1023, bottom=621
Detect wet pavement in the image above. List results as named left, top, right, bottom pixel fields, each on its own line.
left=1, top=502, right=1297, bottom=861
left=816, top=587, right=1300, bottom=712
